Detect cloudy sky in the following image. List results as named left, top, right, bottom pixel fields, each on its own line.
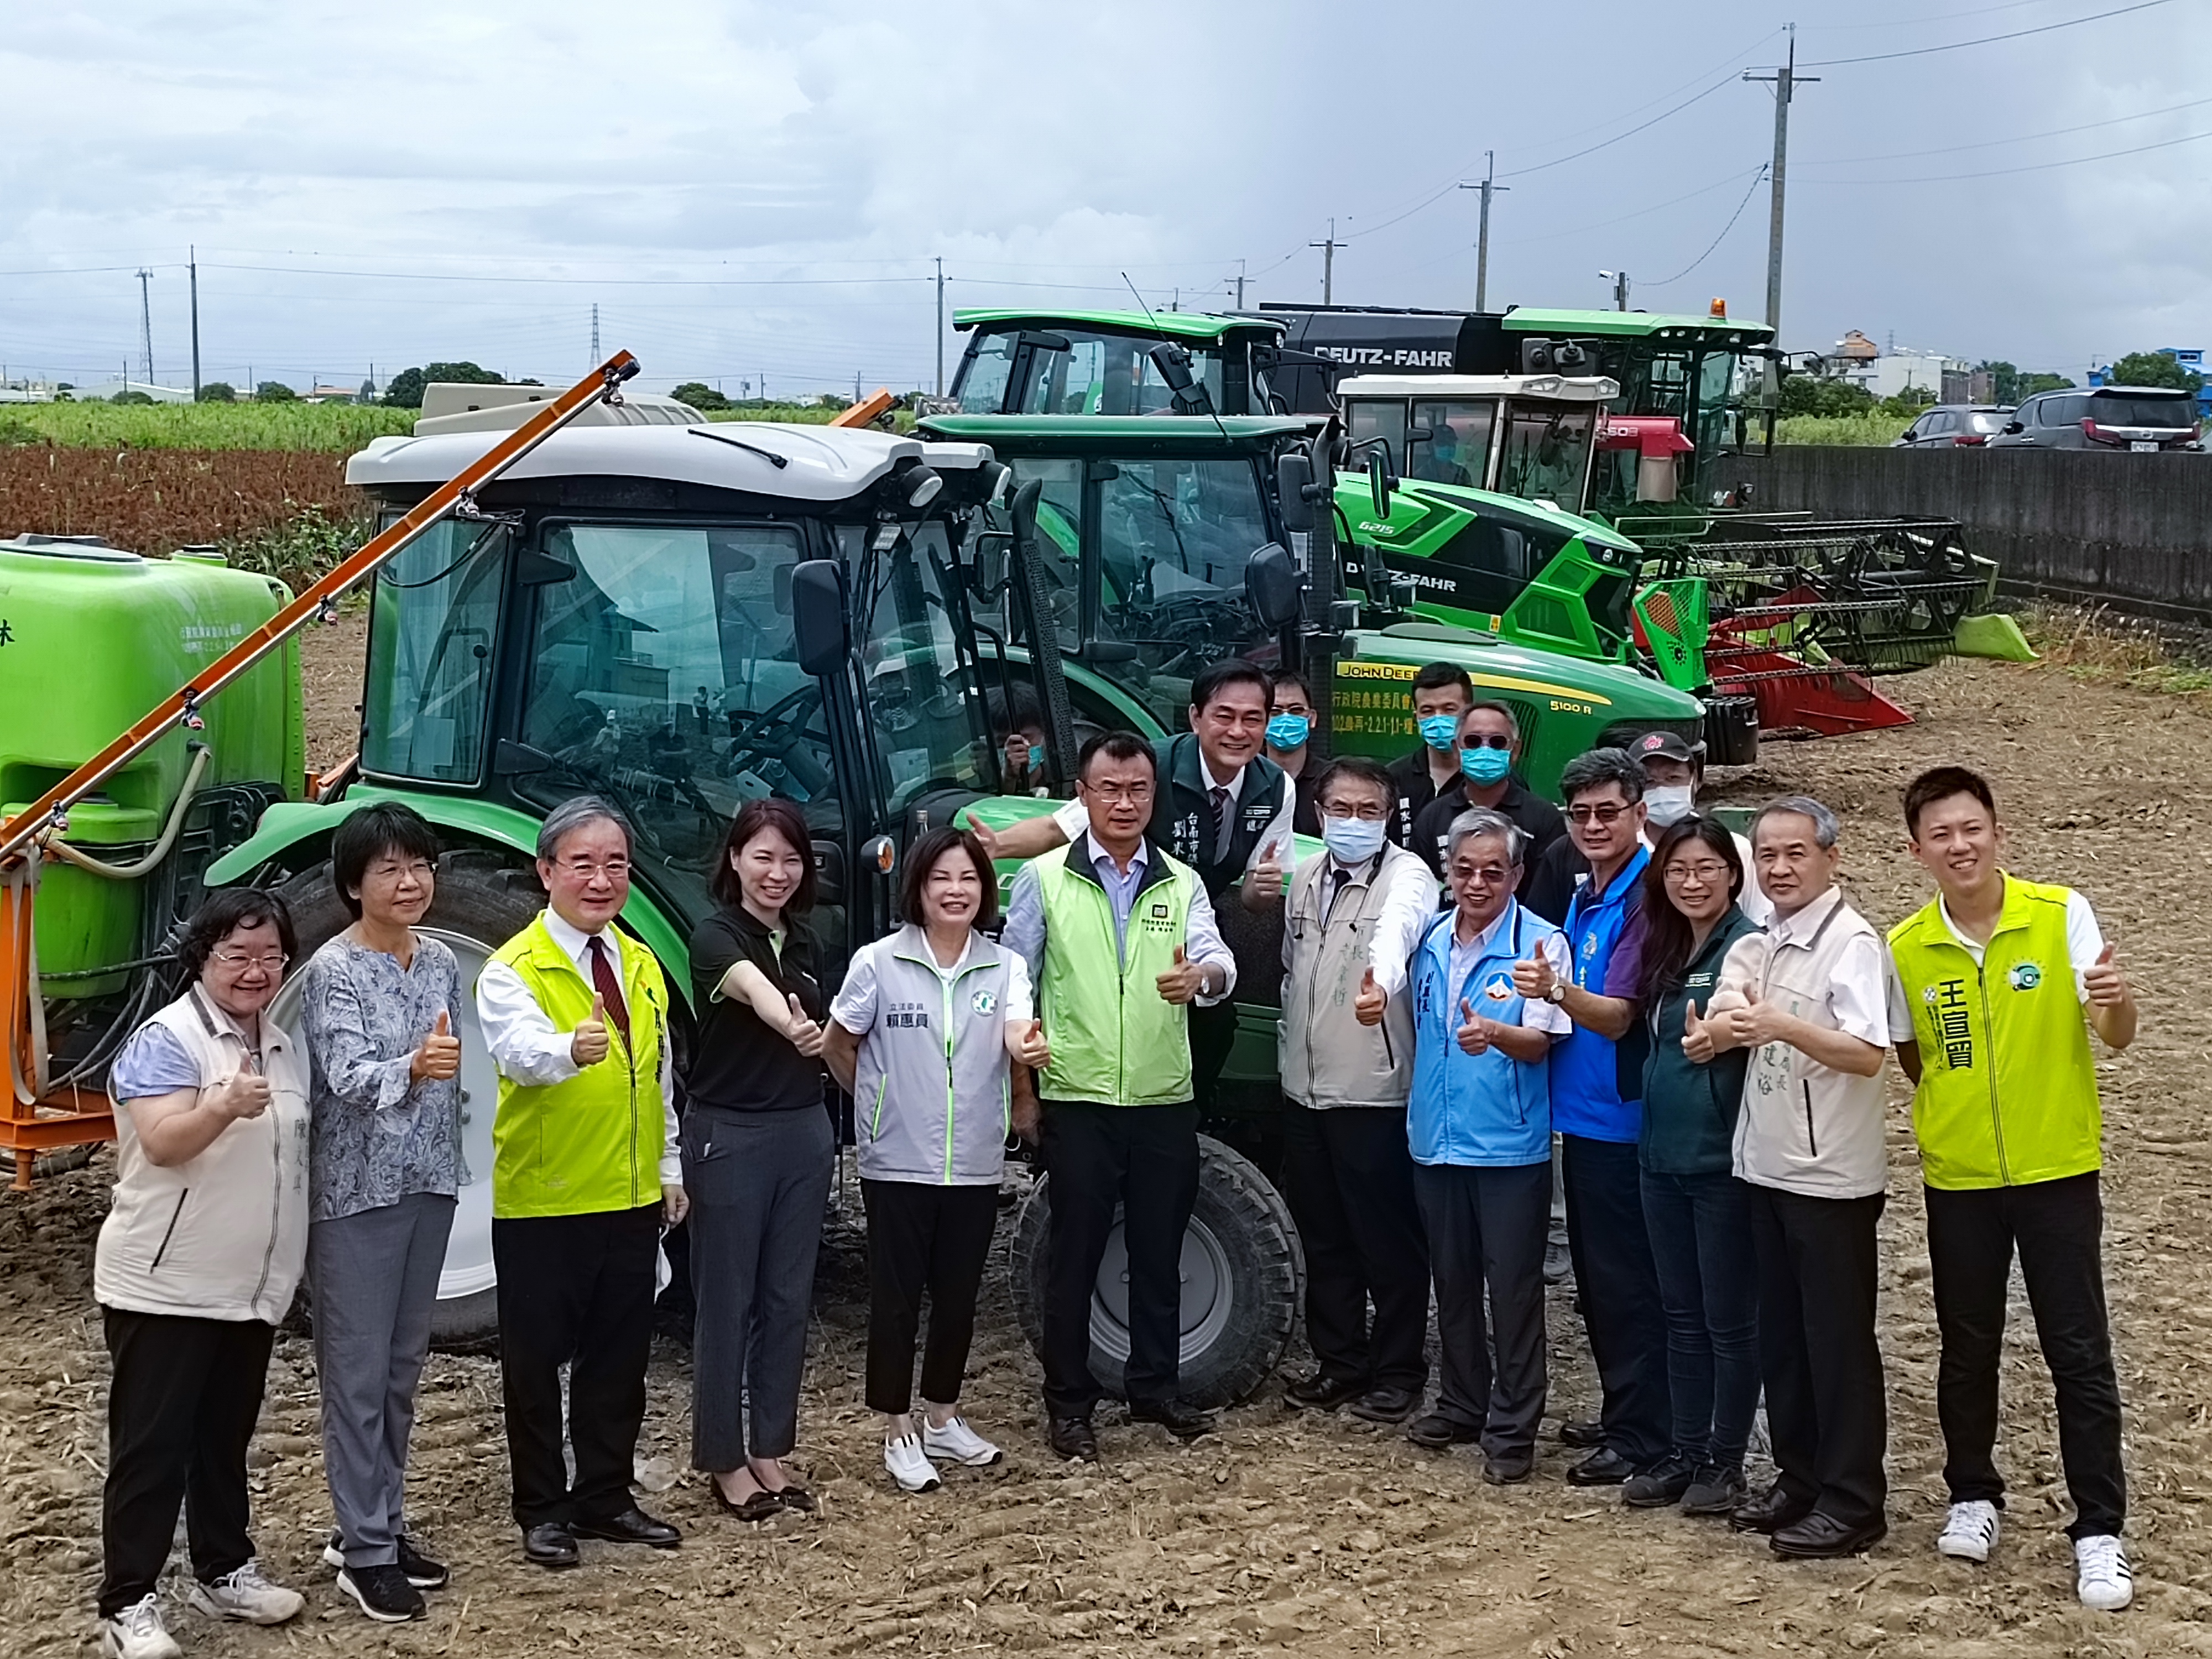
left=3, top=0, right=2203, bottom=396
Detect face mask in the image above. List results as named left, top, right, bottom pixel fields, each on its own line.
left=1459, top=744, right=1511, bottom=785
left=1322, top=815, right=1386, bottom=865
left=1419, top=713, right=1460, bottom=752
left=1266, top=712, right=1311, bottom=751
left=1644, top=784, right=1695, bottom=827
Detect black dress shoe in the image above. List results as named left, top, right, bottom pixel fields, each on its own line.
left=1405, top=1412, right=1482, bottom=1449
left=1348, top=1385, right=1421, bottom=1425
left=1557, top=1417, right=1605, bottom=1449
left=1729, top=1480, right=1815, bottom=1535
left=713, top=1483, right=784, bottom=1524
left=571, top=1506, right=681, bottom=1548
left=1565, top=1447, right=1637, bottom=1486
left=1483, top=1449, right=1536, bottom=1485
left=1771, top=1511, right=1887, bottom=1559
left=769, top=1483, right=816, bottom=1514
left=1047, top=1416, right=1098, bottom=1462
left=1129, top=1397, right=1215, bottom=1439
left=522, top=1524, right=578, bottom=1569
left=1285, top=1371, right=1368, bottom=1410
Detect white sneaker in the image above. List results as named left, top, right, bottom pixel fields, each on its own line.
left=2075, top=1534, right=2134, bottom=1611
left=183, top=1559, right=304, bottom=1625
left=922, top=1415, right=1005, bottom=1468
left=1937, top=1499, right=2000, bottom=1563
left=100, top=1594, right=181, bottom=1659
left=884, top=1435, right=942, bottom=1493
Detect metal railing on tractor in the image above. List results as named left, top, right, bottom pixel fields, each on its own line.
left=0, top=353, right=642, bottom=1188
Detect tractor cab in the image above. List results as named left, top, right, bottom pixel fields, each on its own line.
left=1335, top=372, right=1620, bottom=510
left=949, top=309, right=1287, bottom=419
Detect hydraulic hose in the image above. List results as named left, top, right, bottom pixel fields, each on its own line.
left=39, top=743, right=212, bottom=881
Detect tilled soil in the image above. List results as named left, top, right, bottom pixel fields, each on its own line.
left=8, top=653, right=2212, bottom=1657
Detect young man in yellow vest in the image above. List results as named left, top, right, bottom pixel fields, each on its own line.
left=1886, top=766, right=2140, bottom=1613
left=474, top=797, right=687, bottom=1570
left=999, top=732, right=1240, bottom=1461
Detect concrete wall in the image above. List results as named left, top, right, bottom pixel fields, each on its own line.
left=1725, top=448, right=2212, bottom=622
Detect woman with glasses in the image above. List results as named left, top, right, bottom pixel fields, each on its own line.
left=95, top=889, right=310, bottom=1659
left=684, top=797, right=834, bottom=1522
left=1408, top=702, right=1566, bottom=900
left=298, top=802, right=463, bottom=1622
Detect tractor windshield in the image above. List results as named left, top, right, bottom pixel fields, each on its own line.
left=1495, top=403, right=1595, bottom=506
left=958, top=328, right=1233, bottom=416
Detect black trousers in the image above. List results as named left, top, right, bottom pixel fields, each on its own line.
left=1924, top=1172, right=2125, bottom=1539
left=862, top=1179, right=999, bottom=1415
left=1746, top=1181, right=1888, bottom=1528
left=1412, top=1159, right=1550, bottom=1458
left=1040, top=1099, right=1200, bottom=1417
left=1280, top=1099, right=1430, bottom=1394
left=492, top=1203, right=660, bottom=1528
left=1187, top=999, right=1239, bottom=1110
left=1560, top=1133, right=1671, bottom=1468
left=99, top=1308, right=274, bottom=1618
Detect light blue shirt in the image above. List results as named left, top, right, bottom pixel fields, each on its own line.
left=1001, top=832, right=1237, bottom=1003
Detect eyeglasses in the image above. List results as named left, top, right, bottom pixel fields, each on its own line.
left=1662, top=861, right=1734, bottom=884
left=555, top=857, right=630, bottom=880
left=368, top=858, right=434, bottom=880
left=1449, top=864, right=1514, bottom=886
left=1082, top=782, right=1154, bottom=805
left=210, top=948, right=289, bottom=972
left=1320, top=802, right=1390, bottom=821
left=1459, top=733, right=1512, bottom=750
left=1566, top=802, right=1630, bottom=826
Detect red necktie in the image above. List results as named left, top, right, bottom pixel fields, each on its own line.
left=586, top=936, right=632, bottom=1047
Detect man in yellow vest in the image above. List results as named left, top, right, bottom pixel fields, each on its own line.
left=1886, top=766, right=2139, bottom=1613
left=1000, top=732, right=1239, bottom=1462
left=475, top=797, right=687, bottom=1570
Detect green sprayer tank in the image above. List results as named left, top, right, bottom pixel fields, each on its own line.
left=0, top=535, right=304, bottom=997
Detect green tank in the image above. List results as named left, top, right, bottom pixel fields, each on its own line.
left=0, top=535, right=303, bottom=995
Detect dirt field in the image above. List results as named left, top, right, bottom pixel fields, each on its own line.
left=8, top=650, right=2211, bottom=1658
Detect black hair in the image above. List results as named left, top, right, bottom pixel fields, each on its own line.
left=330, top=801, right=442, bottom=921
left=177, top=888, right=297, bottom=979
left=1077, top=729, right=1157, bottom=781
left=710, top=797, right=818, bottom=914
left=1411, top=661, right=1474, bottom=701
left=1312, top=755, right=1393, bottom=812
left=1903, top=765, right=1996, bottom=837
left=1559, top=746, right=1645, bottom=805
left=1267, top=668, right=1312, bottom=705
left=1189, top=658, right=1273, bottom=715
left=1637, top=817, right=1745, bottom=1005
left=900, top=827, right=1000, bottom=931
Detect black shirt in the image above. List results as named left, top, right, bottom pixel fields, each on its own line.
left=1523, top=834, right=1588, bottom=931
left=685, top=904, right=826, bottom=1114
left=1385, top=748, right=1459, bottom=851
left=1409, top=777, right=1569, bottom=906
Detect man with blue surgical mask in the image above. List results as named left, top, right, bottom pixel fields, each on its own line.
left=1410, top=702, right=1567, bottom=905
left=1386, top=664, right=1476, bottom=851
left=1279, top=757, right=1438, bottom=1426
left=1265, top=670, right=1323, bottom=837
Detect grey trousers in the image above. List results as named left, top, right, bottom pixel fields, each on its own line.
left=1412, top=1159, right=1551, bottom=1460
left=308, top=1191, right=456, bottom=1567
left=684, top=1105, right=833, bottom=1470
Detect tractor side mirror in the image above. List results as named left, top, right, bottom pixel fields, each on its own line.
left=1246, top=541, right=1302, bottom=633
left=1275, top=451, right=1317, bottom=534
left=1367, top=450, right=1395, bottom=519
left=790, top=560, right=851, bottom=676
left=1147, top=343, right=1214, bottom=415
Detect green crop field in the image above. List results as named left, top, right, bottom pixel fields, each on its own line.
left=1773, top=411, right=1918, bottom=447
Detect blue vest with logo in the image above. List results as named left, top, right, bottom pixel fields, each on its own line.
left=1408, top=900, right=1553, bottom=1167
left=1552, top=845, right=1650, bottom=1143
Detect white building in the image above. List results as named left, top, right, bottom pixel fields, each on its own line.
left=1835, top=347, right=1966, bottom=401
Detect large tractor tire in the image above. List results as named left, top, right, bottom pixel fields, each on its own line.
left=268, top=849, right=549, bottom=1347
left=1008, top=1134, right=1303, bottom=1410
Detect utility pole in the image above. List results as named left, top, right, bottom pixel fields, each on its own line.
left=134, top=269, right=154, bottom=387
left=934, top=256, right=945, bottom=397
left=1234, top=258, right=1246, bottom=309
left=1455, top=153, right=1509, bottom=313
left=189, top=247, right=201, bottom=398
left=1600, top=269, right=1631, bottom=311
left=590, top=302, right=599, bottom=364
left=1745, top=25, right=1818, bottom=406
left=1309, top=219, right=1340, bottom=304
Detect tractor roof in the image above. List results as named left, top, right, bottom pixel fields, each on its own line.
left=1500, top=307, right=1775, bottom=347
left=918, top=413, right=1315, bottom=451
left=952, top=307, right=1285, bottom=344
left=347, top=422, right=993, bottom=503
left=1336, top=373, right=1621, bottom=402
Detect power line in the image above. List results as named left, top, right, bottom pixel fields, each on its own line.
left=1645, top=166, right=1769, bottom=286
left=1815, top=121, right=2212, bottom=181
left=1801, top=90, right=2212, bottom=166
left=1801, top=0, right=2174, bottom=66
left=1497, top=75, right=1742, bottom=180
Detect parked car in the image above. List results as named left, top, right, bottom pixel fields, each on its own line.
left=1986, top=385, right=2203, bottom=452
left=1893, top=405, right=2015, bottom=448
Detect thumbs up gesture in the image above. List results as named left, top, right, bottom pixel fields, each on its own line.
left=784, top=991, right=827, bottom=1058
left=2084, top=940, right=2129, bottom=1008
left=1354, top=966, right=1387, bottom=1027
left=1013, top=1016, right=1051, bottom=1070
left=570, top=993, right=611, bottom=1067
left=1510, top=949, right=1556, bottom=1003
left=1248, top=838, right=1289, bottom=905
left=1155, top=942, right=1208, bottom=1005
left=1455, top=995, right=1491, bottom=1056
left=411, top=1008, right=462, bottom=1082
left=1729, top=980, right=1788, bottom=1048
left=1680, top=999, right=1717, bottom=1065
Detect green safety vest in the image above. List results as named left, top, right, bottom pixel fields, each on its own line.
left=1887, top=875, right=2101, bottom=1191
left=489, top=914, right=669, bottom=1218
left=1033, top=842, right=1198, bottom=1108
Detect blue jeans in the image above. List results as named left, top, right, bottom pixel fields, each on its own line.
left=1639, top=1168, right=1760, bottom=1469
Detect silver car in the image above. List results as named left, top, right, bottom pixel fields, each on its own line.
left=1893, top=405, right=2014, bottom=448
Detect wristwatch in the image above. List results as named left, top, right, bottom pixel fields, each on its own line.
left=1545, top=981, right=1569, bottom=1004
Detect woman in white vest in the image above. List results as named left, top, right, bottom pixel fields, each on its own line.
left=824, top=827, right=1048, bottom=1494
left=95, top=890, right=311, bottom=1659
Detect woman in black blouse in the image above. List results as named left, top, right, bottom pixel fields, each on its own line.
left=684, top=798, right=832, bottom=1522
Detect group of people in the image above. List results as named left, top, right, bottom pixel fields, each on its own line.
left=87, top=654, right=2142, bottom=1659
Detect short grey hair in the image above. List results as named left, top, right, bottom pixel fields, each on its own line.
left=537, top=794, right=632, bottom=862
left=1445, top=806, right=1528, bottom=868
left=1750, top=795, right=1840, bottom=850
left=1460, top=700, right=1520, bottom=743
left=1559, top=746, right=1644, bottom=805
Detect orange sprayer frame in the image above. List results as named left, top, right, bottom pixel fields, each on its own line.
left=0, top=352, right=640, bottom=1188
left=829, top=388, right=896, bottom=429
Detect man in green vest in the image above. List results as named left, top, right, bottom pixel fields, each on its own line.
left=1000, top=732, right=1240, bottom=1461
left=475, top=796, right=687, bottom=1570
left=1886, top=766, right=2139, bottom=1613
